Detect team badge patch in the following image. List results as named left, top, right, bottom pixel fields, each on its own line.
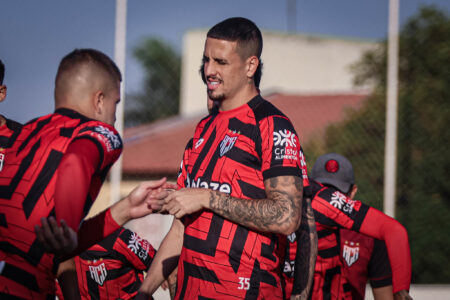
left=93, top=125, right=122, bottom=152
left=220, top=134, right=237, bottom=157
left=273, top=129, right=299, bottom=161
left=342, top=240, right=360, bottom=267
left=89, top=262, right=107, bottom=286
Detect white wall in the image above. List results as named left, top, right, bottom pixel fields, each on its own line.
left=180, top=30, right=378, bottom=117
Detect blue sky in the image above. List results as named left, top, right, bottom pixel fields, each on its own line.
left=0, top=0, right=448, bottom=123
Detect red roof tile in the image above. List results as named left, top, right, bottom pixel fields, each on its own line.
left=122, top=93, right=368, bottom=175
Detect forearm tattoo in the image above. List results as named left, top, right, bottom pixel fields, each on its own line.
left=208, top=176, right=303, bottom=232
left=291, top=196, right=318, bottom=300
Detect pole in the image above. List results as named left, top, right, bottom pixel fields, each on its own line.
left=383, top=0, right=399, bottom=217
left=110, top=0, right=127, bottom=204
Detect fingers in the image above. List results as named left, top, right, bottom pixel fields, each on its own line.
left=141, top=177, right=167, bottom=190
left=35, top=217, right=63, bottom=253
left=163, top=181, right=178, bottom=190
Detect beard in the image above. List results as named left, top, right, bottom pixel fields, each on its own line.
left=207, top=89, right=225, bottom=102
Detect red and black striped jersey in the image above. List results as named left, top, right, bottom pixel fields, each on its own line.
left=176, top=95, right=308, bottom=299
left=70, top=228, right=156, bottom=300
left=0, top=108, right=122, bottom=299
left=309, top=179, right=370, bottom=300
left=340, top=229, right=392, bottom=300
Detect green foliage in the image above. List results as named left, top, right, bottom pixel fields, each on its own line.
left=125, top=38, right=181, bottom=126
left=305, top=5, right=450, bottom=282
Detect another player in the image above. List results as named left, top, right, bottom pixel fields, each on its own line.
left=139, top=17, right=315, bottom=299
left=340, top=228, right=393, bottom=300
left=0, top=49, right=171, bottom=299
left=56, top=227, right=157, bottom=300
left=306, top=153, right=412, bottom=300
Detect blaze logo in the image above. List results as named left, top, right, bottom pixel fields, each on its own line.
left=89, top=262, right=107, bottom=286
left=342, top=240, right=360, bottom=267
left=186, top=174, right=232, bottom=194
left=273, top=129, right=297, bottom=147
left=330, top=191, right=355, bottom=213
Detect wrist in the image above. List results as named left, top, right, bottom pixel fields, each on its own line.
left=109, top=197, right=131, bottom=226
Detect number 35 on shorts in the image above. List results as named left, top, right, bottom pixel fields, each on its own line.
left=238, top=277, right=250, bottom=290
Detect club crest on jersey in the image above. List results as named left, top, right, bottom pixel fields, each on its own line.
left=220, top=134, right=237, bottom=157
left=94, top=125, right=122, bottom=152
left=89, top=262, right=107, bottom=286
left=342, top=240, right=360, bottom=267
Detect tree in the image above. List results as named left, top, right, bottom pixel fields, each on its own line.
left=306, top=5, right=450, bottom=283
left=125, top=38, right=181, bottom=126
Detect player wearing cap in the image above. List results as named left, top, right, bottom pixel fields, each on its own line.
left=305, top=153, right=412, bottom=300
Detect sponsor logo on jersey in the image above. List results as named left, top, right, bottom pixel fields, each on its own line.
left=93, top=125, right=122, bottom=152
left=128, top=232, right=149, bottom=261
left=342, top=240, right=360, bottom=267
left=284, top=260, right=295, bottom=276
left=89, top=262, right=107, bottom=286
left=330, top=191, right=355, bottom=213
left=186, top=174, right=232, bottom=194
left=273, top=129, right=299, bottom=161
left=195, top=137, right=204, bottom=149
left=220, top=134, right=237, bottom=157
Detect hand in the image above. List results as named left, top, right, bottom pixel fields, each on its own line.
left=394, top=289, right=413, bottom=300
left=34, top=217, right=78, bottom=257
left=162, top=188, right=210, bottom=218
left=127, top=178, right=177, bottom=219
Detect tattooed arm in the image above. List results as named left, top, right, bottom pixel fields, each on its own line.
left=290, top=196, right=318, bottom=300
left=162, top=175, right=303, bottom=235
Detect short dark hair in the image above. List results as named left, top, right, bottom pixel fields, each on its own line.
left=207, top=17, right=263, bottom=60
left=56, top=48, right=122, bottom=85
left=0, top=59, right=5, bottom=85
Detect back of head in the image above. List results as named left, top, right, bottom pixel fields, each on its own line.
left=310, top=153, right=355, bottom=194
left=207, top=17, right=263, bottom=61
left=54, top=49, right=121, bottom=105
left=0, top=59, right=5, bottom=85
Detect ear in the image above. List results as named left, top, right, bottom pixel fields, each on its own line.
left=349, top=184, right=358, bottom=199
left=93, top=90, right=104, bottom=116
left=0, top=85, right=7, bottom=103
left=245, top=56, right=259, bottom=78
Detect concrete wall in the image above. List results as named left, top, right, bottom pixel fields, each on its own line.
left=180, top=30, right=378, bottom=117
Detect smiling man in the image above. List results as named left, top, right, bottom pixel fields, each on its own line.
left=139, top=17, right=315, bottom=299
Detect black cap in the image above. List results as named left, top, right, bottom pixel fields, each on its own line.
left=310, top=153, right=354, bottom=193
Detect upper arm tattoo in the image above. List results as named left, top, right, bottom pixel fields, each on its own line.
left=208, top=176, right=303, bottom=233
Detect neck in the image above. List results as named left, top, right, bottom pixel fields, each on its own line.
left=0, top=115, right=5, bottom=127
left=218, top=86, right=259, bottom=112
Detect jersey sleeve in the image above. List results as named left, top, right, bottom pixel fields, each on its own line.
left=177, top=138, right=193, bottom=189
left=75, top=123, right=123, bottom=172
left=114, top=229, right=157, bottom=271
left=55, top=138, right=100, bottom=231
left=311, top=186, right=369, bottom=231
left=368, top=239, right=392, bottom=288
left=258, top=115, right=307, bottom=181
left=359, top=207, right=411, bottom=293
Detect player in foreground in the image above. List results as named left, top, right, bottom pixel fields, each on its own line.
left=0, top=48, right=173, bottom=298
left=138, top=17, right=316, bottom=299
